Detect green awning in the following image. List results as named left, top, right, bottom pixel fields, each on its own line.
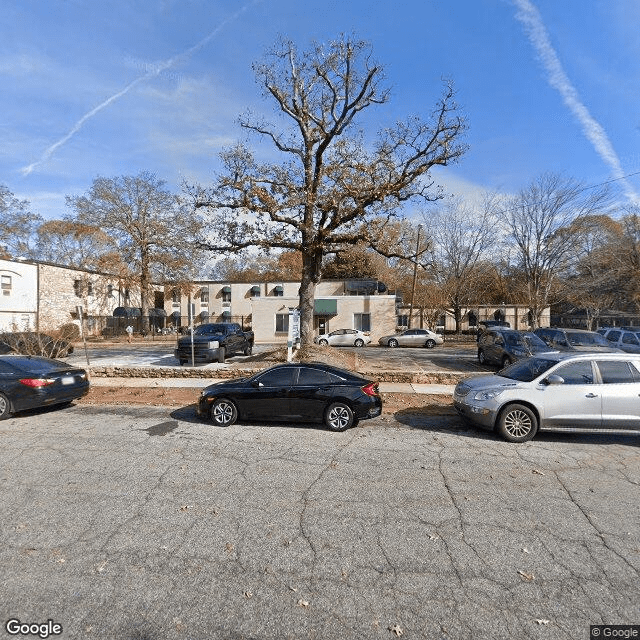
left=221, top=310, right=231, bottom=317
left=314, top=299, right=337, bottom=315
left=250, top=285, right=260, bottom=293
left=222, top=286, right=231, bottom=293
left=274, top=285, right=284, bottom=292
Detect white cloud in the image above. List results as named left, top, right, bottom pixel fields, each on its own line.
left=513, top=0, right=639, bottom=205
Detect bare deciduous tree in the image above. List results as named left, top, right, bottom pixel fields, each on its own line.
left=189, top=35, right=466, bottom=344
left=501, top=173, right=611, bottom=328
left=0, top=185, right=42, bottom=259
left=428, top=196, right=495, bottom=333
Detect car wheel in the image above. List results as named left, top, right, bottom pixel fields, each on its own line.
left=0, top=392, right=12, bottom=420
left=497, top=404, right=538, bottom=443
left=325, top=402, right=354, bottom=432
left=388, top=339, right=399, bottom=348
left=501, top=356, right=512, bottom=369
left=478, top=349, right=486, bottom=364
left=425, top=339, right=436, bottom=349
left=319, top=339, right=329, bottom=346
left=354, top=339, right=364, bottom=347
left=243, top=343, right=252, bottom=356
left=210, top=398, right=238, bottom=426
left=179, top=359, right=186, bottom=366
left=217, top=347, right=226, bottom=363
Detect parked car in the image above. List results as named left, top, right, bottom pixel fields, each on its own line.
left=476, top=319, right=511, bottom=341
left=0, top=332, right=74, bottom=358
left=175, top=322, right=254, bottom=365
left=477, top=329, right=555, bottom=368
left=378, top=328, right=444, bottom=349
left=600, top=328, right=640, bottom=353
left=314, top=329, right=371, bottom=347
left=0, top=355, right=90, bottom=419
left=454, top=352, right=640, bottom=442
left=197, top=362, right=382, bottom=431
left=534, top=327, right=620, bottom=352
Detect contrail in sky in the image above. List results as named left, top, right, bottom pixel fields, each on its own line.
left=21, top=2, right=256, bottom=176
left=513, top=0, right=639, bottom=204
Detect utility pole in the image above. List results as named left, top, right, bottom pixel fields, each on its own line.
left=407, top=225, right=422, bottom=329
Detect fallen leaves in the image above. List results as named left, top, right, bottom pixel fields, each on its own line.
left=518, top=570, right=535, bottom=582
left=389, top=624, right=404, bottom=636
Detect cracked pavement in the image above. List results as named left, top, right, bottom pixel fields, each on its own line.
left=1, top=403, right=639, bottom=639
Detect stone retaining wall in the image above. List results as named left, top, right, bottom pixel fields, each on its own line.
left=88, top=365, right=470, bottom=385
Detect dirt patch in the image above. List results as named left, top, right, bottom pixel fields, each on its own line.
left=77, top=386, right=454, bottom=416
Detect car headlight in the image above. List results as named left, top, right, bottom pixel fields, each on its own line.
left=473, top=389, right=504, bottom=401
left=207, top=341, right=220, bottom=349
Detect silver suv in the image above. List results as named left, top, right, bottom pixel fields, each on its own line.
left=454, top=352, right=640, bottom=442
left=601, top=328, right=640, bottom=354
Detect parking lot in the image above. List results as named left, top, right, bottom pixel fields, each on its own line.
left=1, top=402, right=638, bottom=639
left=67, top=340, right=484, bottom=375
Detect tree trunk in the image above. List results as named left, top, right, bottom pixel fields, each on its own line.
left=140, top=249, right=150, bottom=334
left=299, top=246, right=323, bottom=345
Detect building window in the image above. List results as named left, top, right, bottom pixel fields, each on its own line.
left=275, top=313, right=289, bottom=333
left=73, top=279, right=82, bottom=297
left=172, top=289, right=180, bottom=306
left=354, top=313, right=371, bottom=332
left=222, top=291, right=231, bottom=303
left=274, top=285, right=284, bottom=297
left=1, top=275, right=11, bottom=296
left=107, top=284, right=114, bottom=297
left=87, top=282, right=94, bottom=297
left=397, top=314, right=408, bottom=327
left=200, top=288, right=209, bottom=304
left=124, top=288, right=131, bottom=304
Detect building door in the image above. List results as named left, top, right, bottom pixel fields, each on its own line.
left=316, top=317, right=327, bottom=335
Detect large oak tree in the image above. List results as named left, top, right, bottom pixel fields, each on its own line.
left=190, top=35, right=466, bottom=344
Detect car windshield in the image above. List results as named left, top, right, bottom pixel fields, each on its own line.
left=566, top=332, right=609, bottom=346
left=194, top=324, right=229, bottom=336
left=498, top=357, right=558, bottom=382
left=504, top=332, right=546, bottom=348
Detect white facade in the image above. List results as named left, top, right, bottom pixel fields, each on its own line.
left=0, top=259, right=38, bottom=331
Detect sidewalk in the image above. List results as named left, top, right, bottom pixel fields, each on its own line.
left=89, top=376, right=457, bottom=395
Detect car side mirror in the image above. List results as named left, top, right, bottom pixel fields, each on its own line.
left=545, top=374, right=564, bottom=385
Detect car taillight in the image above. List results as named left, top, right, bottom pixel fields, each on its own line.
left=19, top=378, right=55, bottom=388
left=361, top=382, right=379, bottom=397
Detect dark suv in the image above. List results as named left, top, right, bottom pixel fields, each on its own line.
left=534, top=327, right=620, bottom=353
left=477, top=329, right=553, bottom=368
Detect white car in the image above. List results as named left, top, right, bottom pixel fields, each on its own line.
left=454, top=352, right=640, bottom=442
left=314, top=329, right=371, bottom=347
left=378, top=328, right=444, bottom=348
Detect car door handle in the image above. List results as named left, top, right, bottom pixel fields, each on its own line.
left=585, top=393, right=599, bottom=398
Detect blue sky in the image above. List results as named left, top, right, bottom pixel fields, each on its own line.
left=2, top=0, right=640, bottom=220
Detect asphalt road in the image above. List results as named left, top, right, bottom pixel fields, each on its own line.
left=1, top=403, right=639, bottom=639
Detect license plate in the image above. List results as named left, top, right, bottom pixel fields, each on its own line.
left=61, top=376, right=75, bottom=385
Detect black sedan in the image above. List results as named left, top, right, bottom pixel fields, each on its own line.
left=0, top=355, right=90, bottom=419
left=197, top=362, right=382, bottom=431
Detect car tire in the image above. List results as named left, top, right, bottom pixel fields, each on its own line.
left=354, top=339, right=364, bottom=347
left=496, top=403, right=538, bottom=443
left=210, top=398, right=238, bottom=426
left=501, top=356, right=511, bottom=369
left=325, top=402, right=354, bottom=432
left=179, top=360, right=186, bottom=366
left=0, top=392, right=12, bottom=420
left=478, top=349, right=486, bottom=364
left=388, top=339, right=399, bottom=348
left=243, top=343, right=252, bottom=356
left=217, top=347, right=226, bottom=363
left=319, top=339, right=329, bottom=346
left=425, top=339, right=436, bottom=349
